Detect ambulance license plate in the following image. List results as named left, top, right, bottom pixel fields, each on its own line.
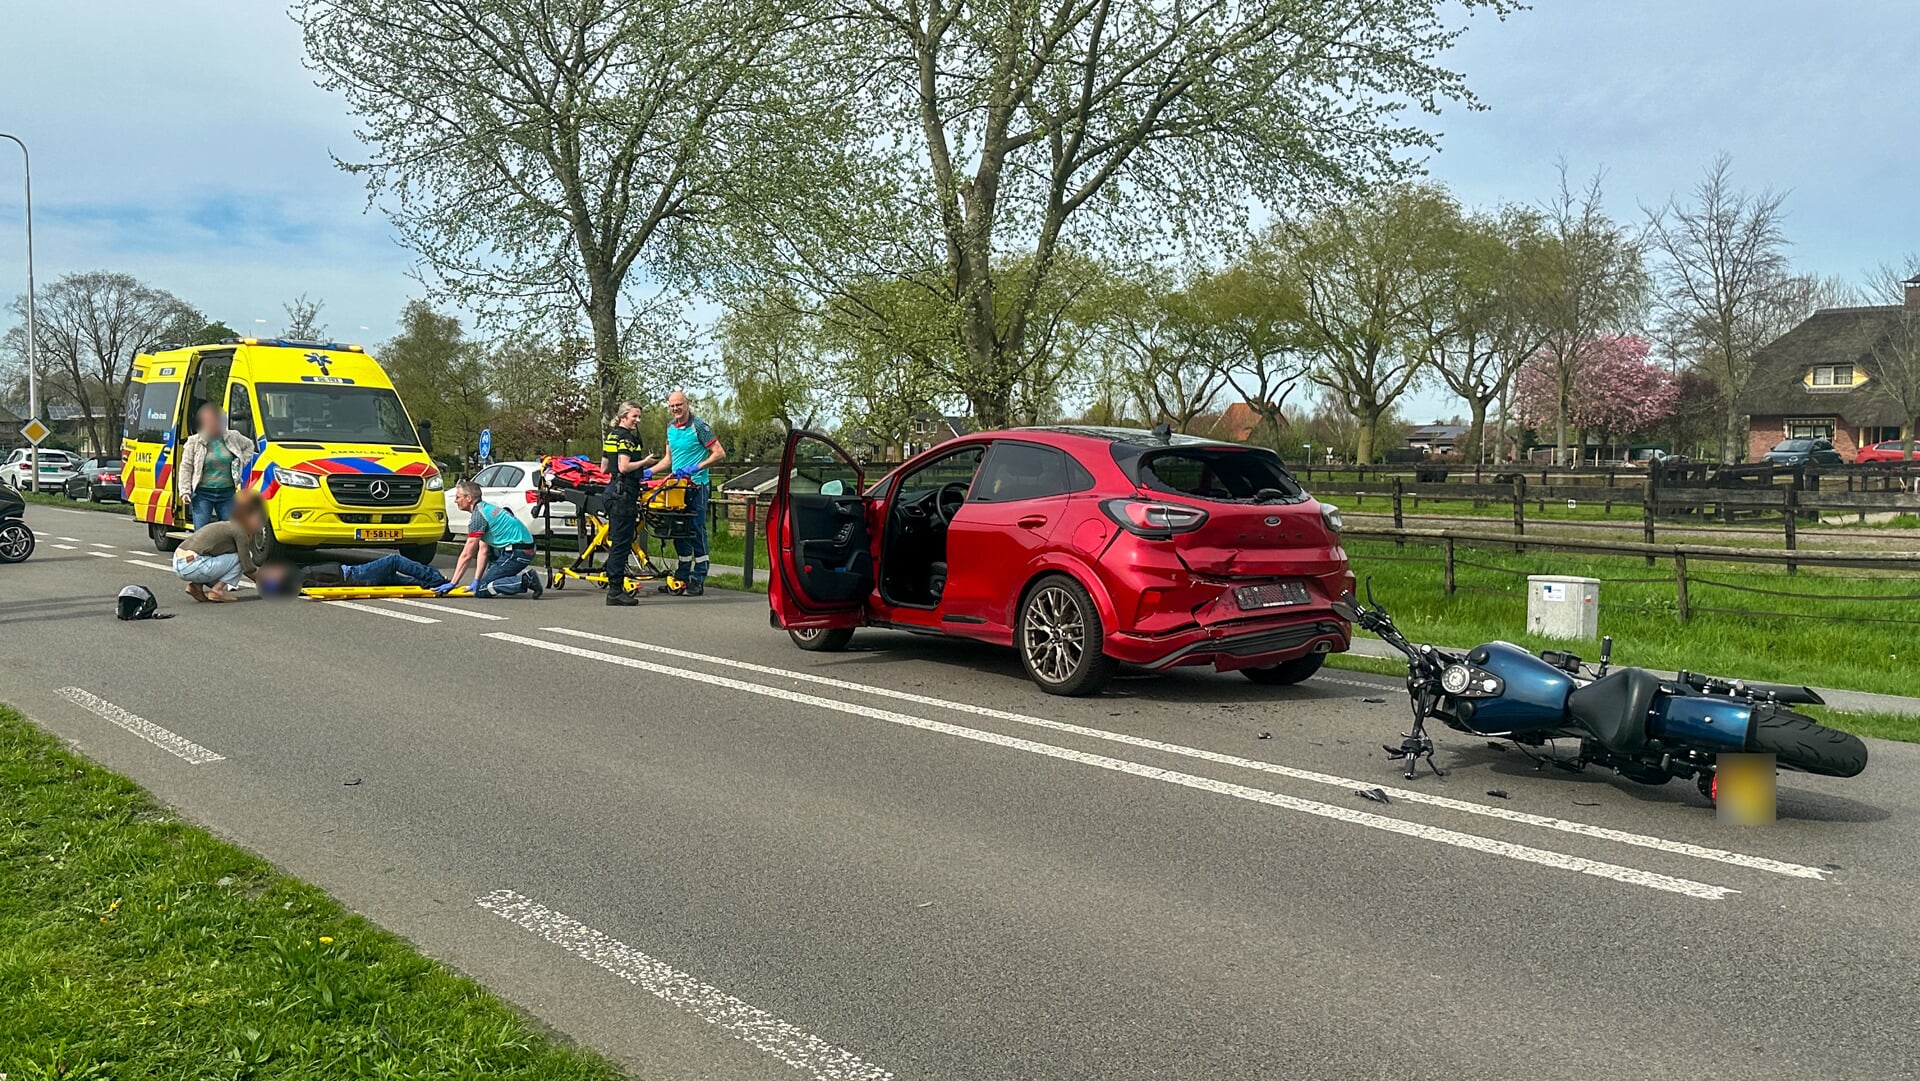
left=356, top=528, right=404, bottom=541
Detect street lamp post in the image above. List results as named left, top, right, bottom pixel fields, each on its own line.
left=0, top=133, right=38, bottom=491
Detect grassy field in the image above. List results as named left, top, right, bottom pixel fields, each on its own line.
left=1340, top=537, right=1917, bottom=699
left=0, top=706, right=626, bottom=1080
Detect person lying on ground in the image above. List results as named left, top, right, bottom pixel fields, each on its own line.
left=254, top=552, right=452, bottom=596
left=444, top=480, right=543, bottom=598
left=173, top=490, right=267, bottom=603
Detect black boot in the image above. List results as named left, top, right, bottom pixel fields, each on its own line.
left=606, top=581, right=638, bottom=606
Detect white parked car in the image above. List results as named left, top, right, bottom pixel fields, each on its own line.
left=444, top=460, right=579, bottom=538
left=1, top=448, right=81, bottom=491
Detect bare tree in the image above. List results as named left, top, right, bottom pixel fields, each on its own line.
left=1192, top=265, right=1306, bottom=452
left=298, top=0, right=836, bottom=415
left=3, top=271, right=198, bottom=451
left=1533, top=166, right=1646, bottom=466
left=1104, top=275, right=1231, bottom=434
left=1645, top=156, right=1827, bottom=462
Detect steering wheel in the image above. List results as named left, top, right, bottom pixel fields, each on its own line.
left=934, top=481, right=968, bottom=524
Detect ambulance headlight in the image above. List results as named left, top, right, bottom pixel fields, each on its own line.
left=425, top=472, right=444, bottom=491
left=277, top=469, right=321, bottom=489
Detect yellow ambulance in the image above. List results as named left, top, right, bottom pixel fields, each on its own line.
left=123, top=338, right=447, bottom=558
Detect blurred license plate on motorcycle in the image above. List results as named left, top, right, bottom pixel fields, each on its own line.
left=1234, top=582, right=1309, bottom=610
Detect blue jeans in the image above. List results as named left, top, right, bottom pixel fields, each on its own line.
left=344, top=553, right=448, bottom=589
left=191, top=489, right=235, bottom=529
left=173, top=550, right=242, bottom=586
left=673, top=483, right=710, bottom=585
left=475, top=547, right=532, bottom=597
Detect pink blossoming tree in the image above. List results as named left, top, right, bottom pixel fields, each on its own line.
left=1514, top=335, right=1678, bottom=457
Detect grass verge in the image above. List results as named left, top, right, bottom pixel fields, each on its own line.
left=0, top=705, right=626, bottom=1080
left=1342, top=537, right=1916, bottom=699
left=1322, top=647, right=1918, bottom=744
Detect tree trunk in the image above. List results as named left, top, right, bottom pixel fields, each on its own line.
left=1465, top=397, right=1490, bottom=464
left=1356, top=407, right=1381, bottom=464
left=586, top=288, right=621, bottom=422
left=1722, top=403, right=1744, bottom=464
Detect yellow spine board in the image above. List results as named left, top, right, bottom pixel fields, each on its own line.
left=299, top=586, right=474, bottom=600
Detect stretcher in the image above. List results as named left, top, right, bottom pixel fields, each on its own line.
left=298, top=585, right=475, bottom=600
left=542, top=476, right=697, bottom=594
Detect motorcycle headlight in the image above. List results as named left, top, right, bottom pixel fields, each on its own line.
left=277, top=469, right=321, bottom=489
left=425, top=472, right=445, bottom=491
left=1320, top=503, right=1343, bottom=535
left=1441, top=664, right=1471, bottom=694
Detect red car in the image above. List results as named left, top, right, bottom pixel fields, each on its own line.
left=767, top=426, right=1354, bottom=695
left=1855, top=440, right=1919, bottom=464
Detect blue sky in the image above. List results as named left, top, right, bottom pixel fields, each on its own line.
left=0, top=0, right=1916, bottom=418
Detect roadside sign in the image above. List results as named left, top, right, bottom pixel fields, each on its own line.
left=477, top=427, right=492, bottom=463
left=20, top=418, right=49, bottom=446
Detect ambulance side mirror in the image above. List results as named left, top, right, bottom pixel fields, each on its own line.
left=417, top=420, right=434, bottom=454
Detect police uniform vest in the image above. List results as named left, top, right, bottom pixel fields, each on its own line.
left=602, top=424, right=645, bottom=501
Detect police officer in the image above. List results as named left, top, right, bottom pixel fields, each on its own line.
left=599, top=400, right=657, bottom=607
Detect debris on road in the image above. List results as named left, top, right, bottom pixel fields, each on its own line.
left=1486, top=790, right=1510, bottom=799
left=343, top=778, right=362, bottom=786
left=1355, top=787, right=1390, bottom=804
left=1573, top=800, right=1600, bottom=806
left=1257, top=731, right=1272, bottom=740
left=1362, top=697, right=1386, bottom=704
left=1486, top=741, right=1507, bottom=752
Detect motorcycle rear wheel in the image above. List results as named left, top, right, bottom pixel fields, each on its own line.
left=1748, top=709, right=1868, bottom=778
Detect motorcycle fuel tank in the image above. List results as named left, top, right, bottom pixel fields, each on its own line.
left=1455, top=641, right=1578, bottom=733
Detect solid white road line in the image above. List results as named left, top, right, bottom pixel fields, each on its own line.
left=50, top=543, right=76, bottom=550
left=386, top=598, right=507, bottom=620
left=313, top=599, right=441, bottom=624
left=87, top=551, right=118, bottom=559
left=56, top=687, right=226, bottom=765
left=1314, top=673, right=1408, bottom=695
left=124, top=559, right=175, bottom=571
left=55, top=509, right=94, bottom=516
left=542, top=628, right=1828, bottom=882
left=491, top=633, right=1735, bottom=900
left=477, top=889, right=894, bottom=1081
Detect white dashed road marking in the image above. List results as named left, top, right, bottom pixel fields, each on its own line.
left=56, top=687, right=226, bottom=765
left=539, top=628, right=1826, bottom=882
left=477, top=889, right=894, bottom=1081
left=87, top=552, right=118, bottom=559
left=57, top=535, right=83, bottom=542
left=311, top=599, right=441, bottom=624
left=89, top=542, right=116, bottom=548
left=491, top=633, right=1737, bottom=900
left=50, top=543, right=76, bottom=550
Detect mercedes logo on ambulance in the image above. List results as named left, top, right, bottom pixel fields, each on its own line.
left=369, top=479, right=391, bottom=500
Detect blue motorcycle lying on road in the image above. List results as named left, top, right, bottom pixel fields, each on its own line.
left=1333, top=591, right=1868, bottom=803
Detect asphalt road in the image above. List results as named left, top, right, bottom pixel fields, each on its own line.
left=5, top=503, right=1919, bottom=1080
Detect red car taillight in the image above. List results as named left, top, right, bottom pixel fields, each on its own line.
left=101, top=474, right=119, bottom=484
left=524, top=490, right=542, bottom=504
left=1100, top=498, right=1208, bottom=539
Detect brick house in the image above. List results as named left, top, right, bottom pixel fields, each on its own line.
left=1737, top=279, right=1917, bottom=461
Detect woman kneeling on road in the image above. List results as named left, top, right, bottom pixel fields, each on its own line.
left=173, top=490, right=267, bottom=602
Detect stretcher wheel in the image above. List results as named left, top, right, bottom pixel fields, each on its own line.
left=550, top=573, right=564, bottom=589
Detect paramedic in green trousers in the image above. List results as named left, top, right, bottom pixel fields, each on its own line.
left=655, top=390, right=726, bottom=596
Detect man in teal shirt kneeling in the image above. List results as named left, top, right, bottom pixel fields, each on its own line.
left=447, top=480, right=544, bottom=598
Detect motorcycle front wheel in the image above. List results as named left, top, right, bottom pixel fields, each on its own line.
left=1748, top=709, right=1868, bottom=778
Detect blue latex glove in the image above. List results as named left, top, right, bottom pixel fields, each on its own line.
left=673, top=465, right=698, bottom=480
left=640, top=467, right=654, bottom=481
left=432, top=581, right=456, bottom=595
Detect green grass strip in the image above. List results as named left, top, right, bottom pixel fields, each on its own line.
left=0, top=705, right=627, bottom=1080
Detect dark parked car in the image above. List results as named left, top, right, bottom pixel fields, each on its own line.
left=1761, top=438, right=1843, bottom=466
left=64, top=459, right=126, bottom=502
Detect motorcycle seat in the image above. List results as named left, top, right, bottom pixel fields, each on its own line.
left=1567, top=668, right=1662, bottom=753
